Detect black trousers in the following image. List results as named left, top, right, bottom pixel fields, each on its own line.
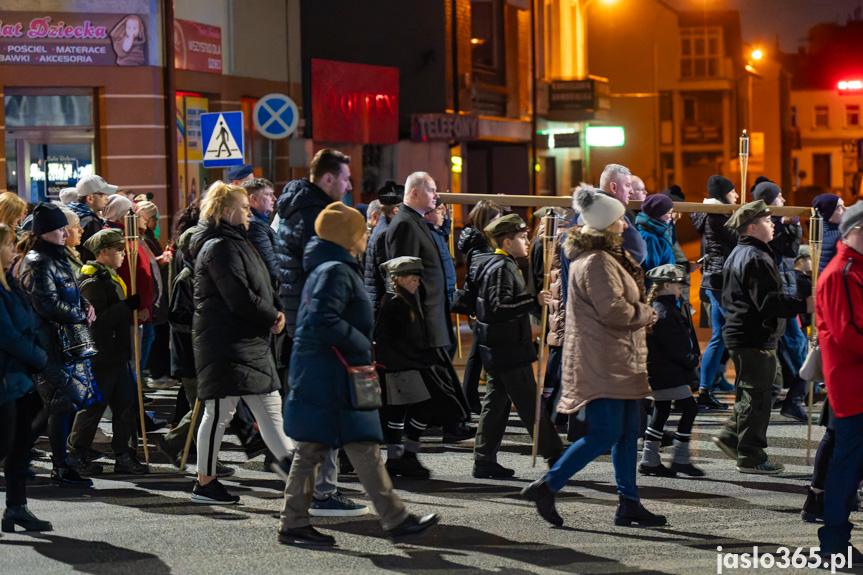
left=1, top=392, right=41, bottom=506
left=68, top=360, right=137, bottom=457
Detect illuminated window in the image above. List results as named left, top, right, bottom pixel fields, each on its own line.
left=814, top=105, right=829, bottom=128
left=846, top=104, right=860, bottom=127
left=680, top=27, right=721, bottom=79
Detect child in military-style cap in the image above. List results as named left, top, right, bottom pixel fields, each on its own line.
left=471, top=213, right=564, bottom=478
left=374, top=255, right=434, bottom=480
left=71, top=228, right=147, bottom=474
left=640, top=263, right=704, bottom=479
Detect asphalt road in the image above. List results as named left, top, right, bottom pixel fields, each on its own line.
left=3, top=383, right=856, bottom=575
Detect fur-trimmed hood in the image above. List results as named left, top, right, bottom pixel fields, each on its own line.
left=563, top=226, right=623, bottom=261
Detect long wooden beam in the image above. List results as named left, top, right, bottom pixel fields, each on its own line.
left=437, top=193, right=813, bottom=219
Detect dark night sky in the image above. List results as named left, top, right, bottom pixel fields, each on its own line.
left=665, top=0, right=863, bottom=52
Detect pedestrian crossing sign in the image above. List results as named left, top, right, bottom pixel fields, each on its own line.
left=201, top=111, right=244, bottom=168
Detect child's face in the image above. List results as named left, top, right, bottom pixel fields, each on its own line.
left=660, top=281, right=685, bottom=299
left=503, top=231, right=530, bottom=258
left=0, top=235, right=15, bottom=270
left=97, top=246, right=126, bottom=270
left=796, top=257, right=812, bottom=274
left=395, top=274, right=420, bottom=294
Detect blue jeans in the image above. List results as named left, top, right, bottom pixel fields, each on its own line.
left=818, top=412, right=863, bottom=553
left=140, top=322, right=155, bottom=374
left=699, top=290, right=726, bottom=390
left=546, top=398, right=640, bottom=501
left=778, top=318, right=809, bottom=403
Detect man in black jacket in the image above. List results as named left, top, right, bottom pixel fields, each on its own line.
left=68, top=175, right=118, bottom=263
left=273, top=149, right=366, bottom=517
left=243, top=178, right=279, bottom=288
left=472, top=215, right=563, bottom=478
left=386, top=171, right=473, bottom=441
left=364, top=180, right=402, bottom=312
left=276, top=149, right=351, bottom=337
left=712, top=200, right=813, bottom=475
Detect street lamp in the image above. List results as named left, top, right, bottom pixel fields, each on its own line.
left=573, top=0, right=616, bottom=79
left=751, top=48, right=763, bottom=61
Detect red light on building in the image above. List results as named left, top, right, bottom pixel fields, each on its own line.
left=838, top=80, right=863, bottom=94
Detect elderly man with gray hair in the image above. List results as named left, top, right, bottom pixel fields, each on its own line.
left=385, top=171, right=473, bottom=441
left=577, top=164, right=646, bottom=264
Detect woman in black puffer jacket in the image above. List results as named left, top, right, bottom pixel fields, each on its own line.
left=688, top=175, right=738, bottom=408
left=455, top=200, right=500, bottom=413
left=19, top=203, right=99, bottom=487
left=189, top=182, right=295, bottom=505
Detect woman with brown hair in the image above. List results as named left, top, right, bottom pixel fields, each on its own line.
left=0, top=191, right=27, bottom=229
left=455, top=200, right=501, bottom=413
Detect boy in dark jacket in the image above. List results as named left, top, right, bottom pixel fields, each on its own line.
left=472, top=214, right=564, bottom=479
left=712, top=201, right=813, bottom=475
left=640, top=264, right=702, bottom=478
left=68, top=228, right=146, bottom=475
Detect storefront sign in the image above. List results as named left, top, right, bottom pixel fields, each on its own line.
left=0, top=12, right=150, bottom=66
left=548, top=78, right=611, bottom=116
left=311, top=58, right=399, bottom=144
left=412, top=113, right=479, bottom=142
left=173, top=19, right=221, bottom=74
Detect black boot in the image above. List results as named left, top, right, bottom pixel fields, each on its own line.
left=2, top=505, right=53, bottom=532
left=614, top=495, right=667, bottom=527
left=520, top=476, right=563, bottom=526
left=386, top=451, right=431, bottom=479
left=801, top=488, right=824, bottom=523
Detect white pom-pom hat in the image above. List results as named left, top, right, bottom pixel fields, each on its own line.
left=572, top=186, right=625, bottom=231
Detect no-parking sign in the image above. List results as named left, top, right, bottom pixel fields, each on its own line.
left=253, top=93, right=299, bottom=140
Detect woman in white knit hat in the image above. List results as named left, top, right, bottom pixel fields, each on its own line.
left=521, top=186, right=666, bottom=529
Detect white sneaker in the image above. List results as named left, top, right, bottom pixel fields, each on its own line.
left=150, top=376, right=180, bottom=390
left=93, top=427, right=113, bottom=444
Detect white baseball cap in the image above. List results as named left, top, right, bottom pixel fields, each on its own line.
left=76, top=175, right=119, bottom=197
left=59, top=187, right=79, bottom=205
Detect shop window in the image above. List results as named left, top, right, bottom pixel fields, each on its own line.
left=680, top=27, right=721, bottom=79
left=814, top=105, right=829, bottom=128
left=4, top=90, right=95, bottom=202
left=5, top=94, right=92, bottom=127
left=846, top=104, right=860, bottom=127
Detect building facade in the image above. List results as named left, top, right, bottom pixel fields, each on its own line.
left=2, top=0, right=301, bottom=231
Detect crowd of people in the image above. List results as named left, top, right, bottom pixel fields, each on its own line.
left=0, top=152, right=860, bottom=559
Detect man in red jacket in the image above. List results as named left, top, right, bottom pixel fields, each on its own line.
left=817, top=201, right=863, bottom=557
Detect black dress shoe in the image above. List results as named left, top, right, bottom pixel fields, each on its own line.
left=442, top=422, right=477, bottom=443
left=520, top=476, right=563, bottom=526
left=801, top=488, right=824, bottom=523
left=113, top=452, right=149, bottom=475
left=50, top=466, right=93, bottom=487
left=638, top=462, right=676, bottom=477
left=388, top=513, right=440, bottom=539
left=278, top=524, right=336, bottom=547
left=473, top=461, right=515, bottom=479
left=669, top=462, right=705, bottom=477
left=2, top=505, right=53, bottom=532
left=387, top=451, right=431, bottom=479
left=614, top=495, right=667, bottom=527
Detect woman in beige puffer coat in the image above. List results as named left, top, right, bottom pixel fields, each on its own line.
left=521, top=186, right=667, bottom=529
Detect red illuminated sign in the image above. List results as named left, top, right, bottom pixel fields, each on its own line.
left=838, top=80, right=863, bottom=94
left=311, top=58, right=399, bottom=144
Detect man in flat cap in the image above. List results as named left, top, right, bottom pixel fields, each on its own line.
left=364, top=180, right=403, bottom=311
left=471, top=214, right=563, bottom=478
left=712, top=200, right=813, bottom=475
left=227, top=164, right=254, bottom=186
